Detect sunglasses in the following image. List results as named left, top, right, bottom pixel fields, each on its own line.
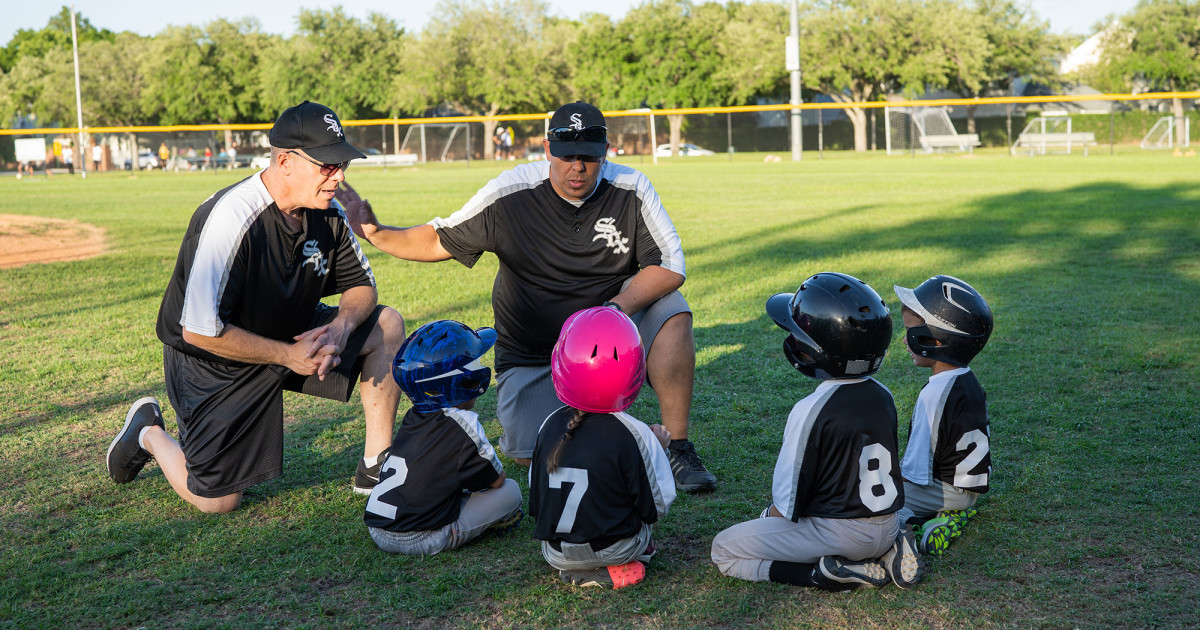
left=288, top=150, right=350, bottom=177
left=547, top=125, right=607, bottom=143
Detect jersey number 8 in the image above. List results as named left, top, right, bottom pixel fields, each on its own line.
left=858, top=443, right=898, bottom=513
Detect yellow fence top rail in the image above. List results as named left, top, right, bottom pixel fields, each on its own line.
left=4, top=92, right=1199, bottom=136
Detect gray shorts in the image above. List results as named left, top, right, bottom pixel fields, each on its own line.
left=896, top=480, right=980, bottom=524
left=368, top=479, right=522, bottom=555
left=494, top=291, right=690, bottom=459
left=710, top=513, right=899, bottom=582
left=541, top=522, right=655, bottom=571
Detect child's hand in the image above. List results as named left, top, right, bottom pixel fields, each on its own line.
left=650, top=424, right=671, bottom=449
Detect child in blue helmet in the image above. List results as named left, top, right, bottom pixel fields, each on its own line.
left=363, top=320, right=523, bottom=555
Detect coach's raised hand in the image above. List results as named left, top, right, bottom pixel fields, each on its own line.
left=336, top=181, right=379, bottom=241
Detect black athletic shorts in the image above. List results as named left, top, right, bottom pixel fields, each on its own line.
left=164, top=304, right=384, bottom=498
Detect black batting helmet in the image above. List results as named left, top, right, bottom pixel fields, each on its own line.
left=893, top=275, right=992, bottom=367
left=766, top=272, right=892, bottom=379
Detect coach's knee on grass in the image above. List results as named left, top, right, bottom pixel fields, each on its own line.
left=374, top=305, right=406, bottom=350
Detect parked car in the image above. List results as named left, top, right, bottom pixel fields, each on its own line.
left=124, top=150, right=160, bottom=170
left=250, top=152, right=271, bottom=170
left=655, top=143, right=715, bottom=157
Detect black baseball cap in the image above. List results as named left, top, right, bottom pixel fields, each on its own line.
left=269, top=101, right=366, bottom=164
left=546, top=101, right=608, bottom=158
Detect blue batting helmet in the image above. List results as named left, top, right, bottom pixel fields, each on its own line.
left=392, top=320, right=498, bottom=413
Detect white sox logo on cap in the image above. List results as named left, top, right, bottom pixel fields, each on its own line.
left=570, top=113, right=583, bottom=130
left=324, top=113, right=343, bottom=137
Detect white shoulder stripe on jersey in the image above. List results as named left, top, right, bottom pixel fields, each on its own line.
left=613, top=411, right=677, bottom=517
left=430, top=161, right=549, bottom=230
left=601, top=161, right=685, bottom=277
left=773, top=381, right=840, bottom=521
left=180, top=173, right=274, bottom=337
left=445, top=407, right=504, bottom=475
left=332, top=198, right=376, bottom=287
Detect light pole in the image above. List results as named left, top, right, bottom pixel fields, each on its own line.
left=70, top=6, right=87, bottom=178
left=787, top=0, right=802, bottom=161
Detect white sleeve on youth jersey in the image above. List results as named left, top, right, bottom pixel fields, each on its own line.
left=603, top=162, right=685, bottom=277
left=444, top=407, right=504, bottom=476
left=614, top=411, right=676, bottom=517
left=900, top=369, right=962, bottom=485
left=180, top=174, right=273, bottom=337
left=771, top=384, right=838, bottom=521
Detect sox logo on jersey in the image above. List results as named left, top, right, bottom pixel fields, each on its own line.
left=592, top=217, right=630, bottom=254
left=302, top=239, right=329, bottom=276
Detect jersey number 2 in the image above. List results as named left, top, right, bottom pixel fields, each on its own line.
left=365, top=457, right=409, bottom=519
left=858, top=443, right=898, bottom=512
left=548, top=467, right=589, bottom=533
left=954, top=429, right=990, bottom=487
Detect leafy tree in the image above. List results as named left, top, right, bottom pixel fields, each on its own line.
left=407, top=0, right=573, bottom=159
left=576, top=0, right=730, bottom=155
left=801, top=0, right=988, bottom=152
left=80, top=33, right=153, bottom=127
left=0, top=6, right=115, bottom=72
left=1095, top=0, right=1200, bottom=146
left=713, top=1, right=790, bottom=106
left=0, top=47, right=76, bottom=127
left=946, top=0, right=1062, bottom=133
left=258, top=8, right=405, bottom=120
left=141, top=19, right=271, bottom=149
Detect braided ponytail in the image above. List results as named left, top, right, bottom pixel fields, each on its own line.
left=546, top=408, right=589, bottom=474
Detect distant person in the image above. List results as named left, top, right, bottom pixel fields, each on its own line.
left=92, top=144, right=102, bottom=171
left=62, top=144, right=74, bottom=175
left=501, top=126, right=514, bottom=160
left=365, top=320, right=523, bottom=555
left=105, top=101, right=406, bottom=514
left=530, top=307, right=675, bottom=589
left=493, top=127, right=503, bottom=160
left=711, top=272, right=924, bottom=591
left=227, top=144, right=238, bottom=169
left=892, top=276, right=994, bottom=555
left=158, top=142, right=170, bottom=171
left=203, top=146, right=212, bottom=170
left=338, top=100, right=717, bottom=494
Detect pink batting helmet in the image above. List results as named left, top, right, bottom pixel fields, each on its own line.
left=551, top=306, right=646, bottom=414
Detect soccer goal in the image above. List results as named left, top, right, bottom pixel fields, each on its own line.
left=885, top=107, right=978, bottom=154
left=1140, top=116, right=1191, bottom=150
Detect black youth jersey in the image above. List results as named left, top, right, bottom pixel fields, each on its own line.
left=900, top=368, right=991, bottom=493
left=364, top=407, right=504, bottom=532
left=430, top=161, right=685, bottom=372
left=773, top=378, right=903, bottom=520
left=157, top=173, right=375, bottom=364
left=529, top=408, right=675, bottom=550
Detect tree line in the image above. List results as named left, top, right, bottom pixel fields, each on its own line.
left=3, top=0, right=1197, bottom=154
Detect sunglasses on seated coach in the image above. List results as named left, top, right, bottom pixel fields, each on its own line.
left=547, top=126, right=608, bottom=143
left=287, top=150, right=350, bottom=176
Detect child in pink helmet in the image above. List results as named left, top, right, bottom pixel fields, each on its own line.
left=529, top=306, right=676, bottom=589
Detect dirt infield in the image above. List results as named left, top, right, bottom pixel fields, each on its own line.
left=0, top=214, right=108, bottom=269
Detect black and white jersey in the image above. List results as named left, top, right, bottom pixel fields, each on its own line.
left=900, top=368, right=991, bottom=493
left=364, top=407, right=505, bottom=532
left=529, top=408, right=675, bottom=550
left=773, top=378, right=903, bottom=520
left=430, top=161, right=685, bottom=372
left=157, top=173, right=375, bottom=364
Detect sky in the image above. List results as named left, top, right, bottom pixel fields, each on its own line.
left=3, top=0, right=1136, bottom=47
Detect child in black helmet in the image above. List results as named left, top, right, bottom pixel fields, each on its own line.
left=893, top=275, right=994, bottom=555
left=710, top=272, right=925, bottom=591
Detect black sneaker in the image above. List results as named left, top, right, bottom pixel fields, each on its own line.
left=881, top=526, right=926, bottom=589
left=106, top=397, right=165, bottom=484
left=667, top=440, right=716, bottom=493
left=353, top=447, right=389, bottom=496
left=559, top=561, right=645, bottom=589
left=813, top=555, right=890, bottom=591
left=484, top=506, right=524, bottom=535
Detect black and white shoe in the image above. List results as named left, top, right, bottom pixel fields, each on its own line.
left=106, top=397, right=164, bottom=484
left=881, top=526, right=926, bottom=589
left=813, top=555, right=890, bottom=591
left=352, top=447, right=390, bottom=496
left=667, top=440, right=717, bottom=493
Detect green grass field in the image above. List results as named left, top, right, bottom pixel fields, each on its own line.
left=2, top=148, right=1198, bottom=628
